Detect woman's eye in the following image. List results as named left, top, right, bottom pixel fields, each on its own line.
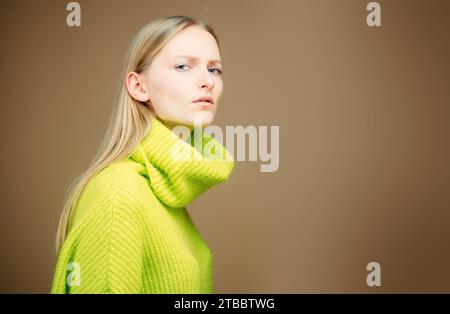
left=175, top=64, right=190, bottom=71
left=209, top=67, right=223, bottom=75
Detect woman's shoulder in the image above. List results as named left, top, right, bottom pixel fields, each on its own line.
left=87, top=158, right=151, bottom=202
left=68, top=159, right=153, bottom=232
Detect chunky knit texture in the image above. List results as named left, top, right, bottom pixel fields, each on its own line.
left=51, top=115, right=235, bottom=294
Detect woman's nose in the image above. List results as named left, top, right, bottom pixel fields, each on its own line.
left=198, top=70, right=215, bottom=90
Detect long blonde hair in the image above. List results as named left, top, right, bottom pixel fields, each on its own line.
left=55, top=15, right=221, bottom=256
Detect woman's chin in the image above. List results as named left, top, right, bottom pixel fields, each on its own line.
left=190, top=112, right=215, bottom=127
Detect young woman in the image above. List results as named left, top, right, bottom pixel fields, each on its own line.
left=51, top=15, right=235, bottom=294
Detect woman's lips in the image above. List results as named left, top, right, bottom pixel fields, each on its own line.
left=196, top=101, right=214, bottom=110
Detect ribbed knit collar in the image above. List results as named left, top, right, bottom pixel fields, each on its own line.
left=129, top=115, right=235, bottom=209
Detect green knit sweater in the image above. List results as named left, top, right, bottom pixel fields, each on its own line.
left=51, top=115, right=235, bottom=294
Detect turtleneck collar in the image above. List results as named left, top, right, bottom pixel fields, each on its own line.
left=129, top=115, right=235, bottom=209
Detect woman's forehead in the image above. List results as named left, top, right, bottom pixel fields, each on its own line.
left=158, top=27, right=220, bottom=60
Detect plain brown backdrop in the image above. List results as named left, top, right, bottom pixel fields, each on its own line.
left=1, top=0, right=449, bottom=293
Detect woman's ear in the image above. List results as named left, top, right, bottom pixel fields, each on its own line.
left=125, top=71, right=149, bottom=103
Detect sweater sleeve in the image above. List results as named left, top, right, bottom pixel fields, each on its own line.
left=68, top=187, right=146, bottom=294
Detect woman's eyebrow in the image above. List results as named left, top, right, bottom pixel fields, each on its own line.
left=174, top=54, right=223, bottom=66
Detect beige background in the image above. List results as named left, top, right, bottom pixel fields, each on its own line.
left=1, top=0, right=449, bottom=293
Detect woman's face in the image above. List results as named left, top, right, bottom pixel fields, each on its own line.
left=127, top=25, right=224, bottom=131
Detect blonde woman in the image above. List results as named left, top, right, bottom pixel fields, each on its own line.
left=51, top=15, right=235, bottom=294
